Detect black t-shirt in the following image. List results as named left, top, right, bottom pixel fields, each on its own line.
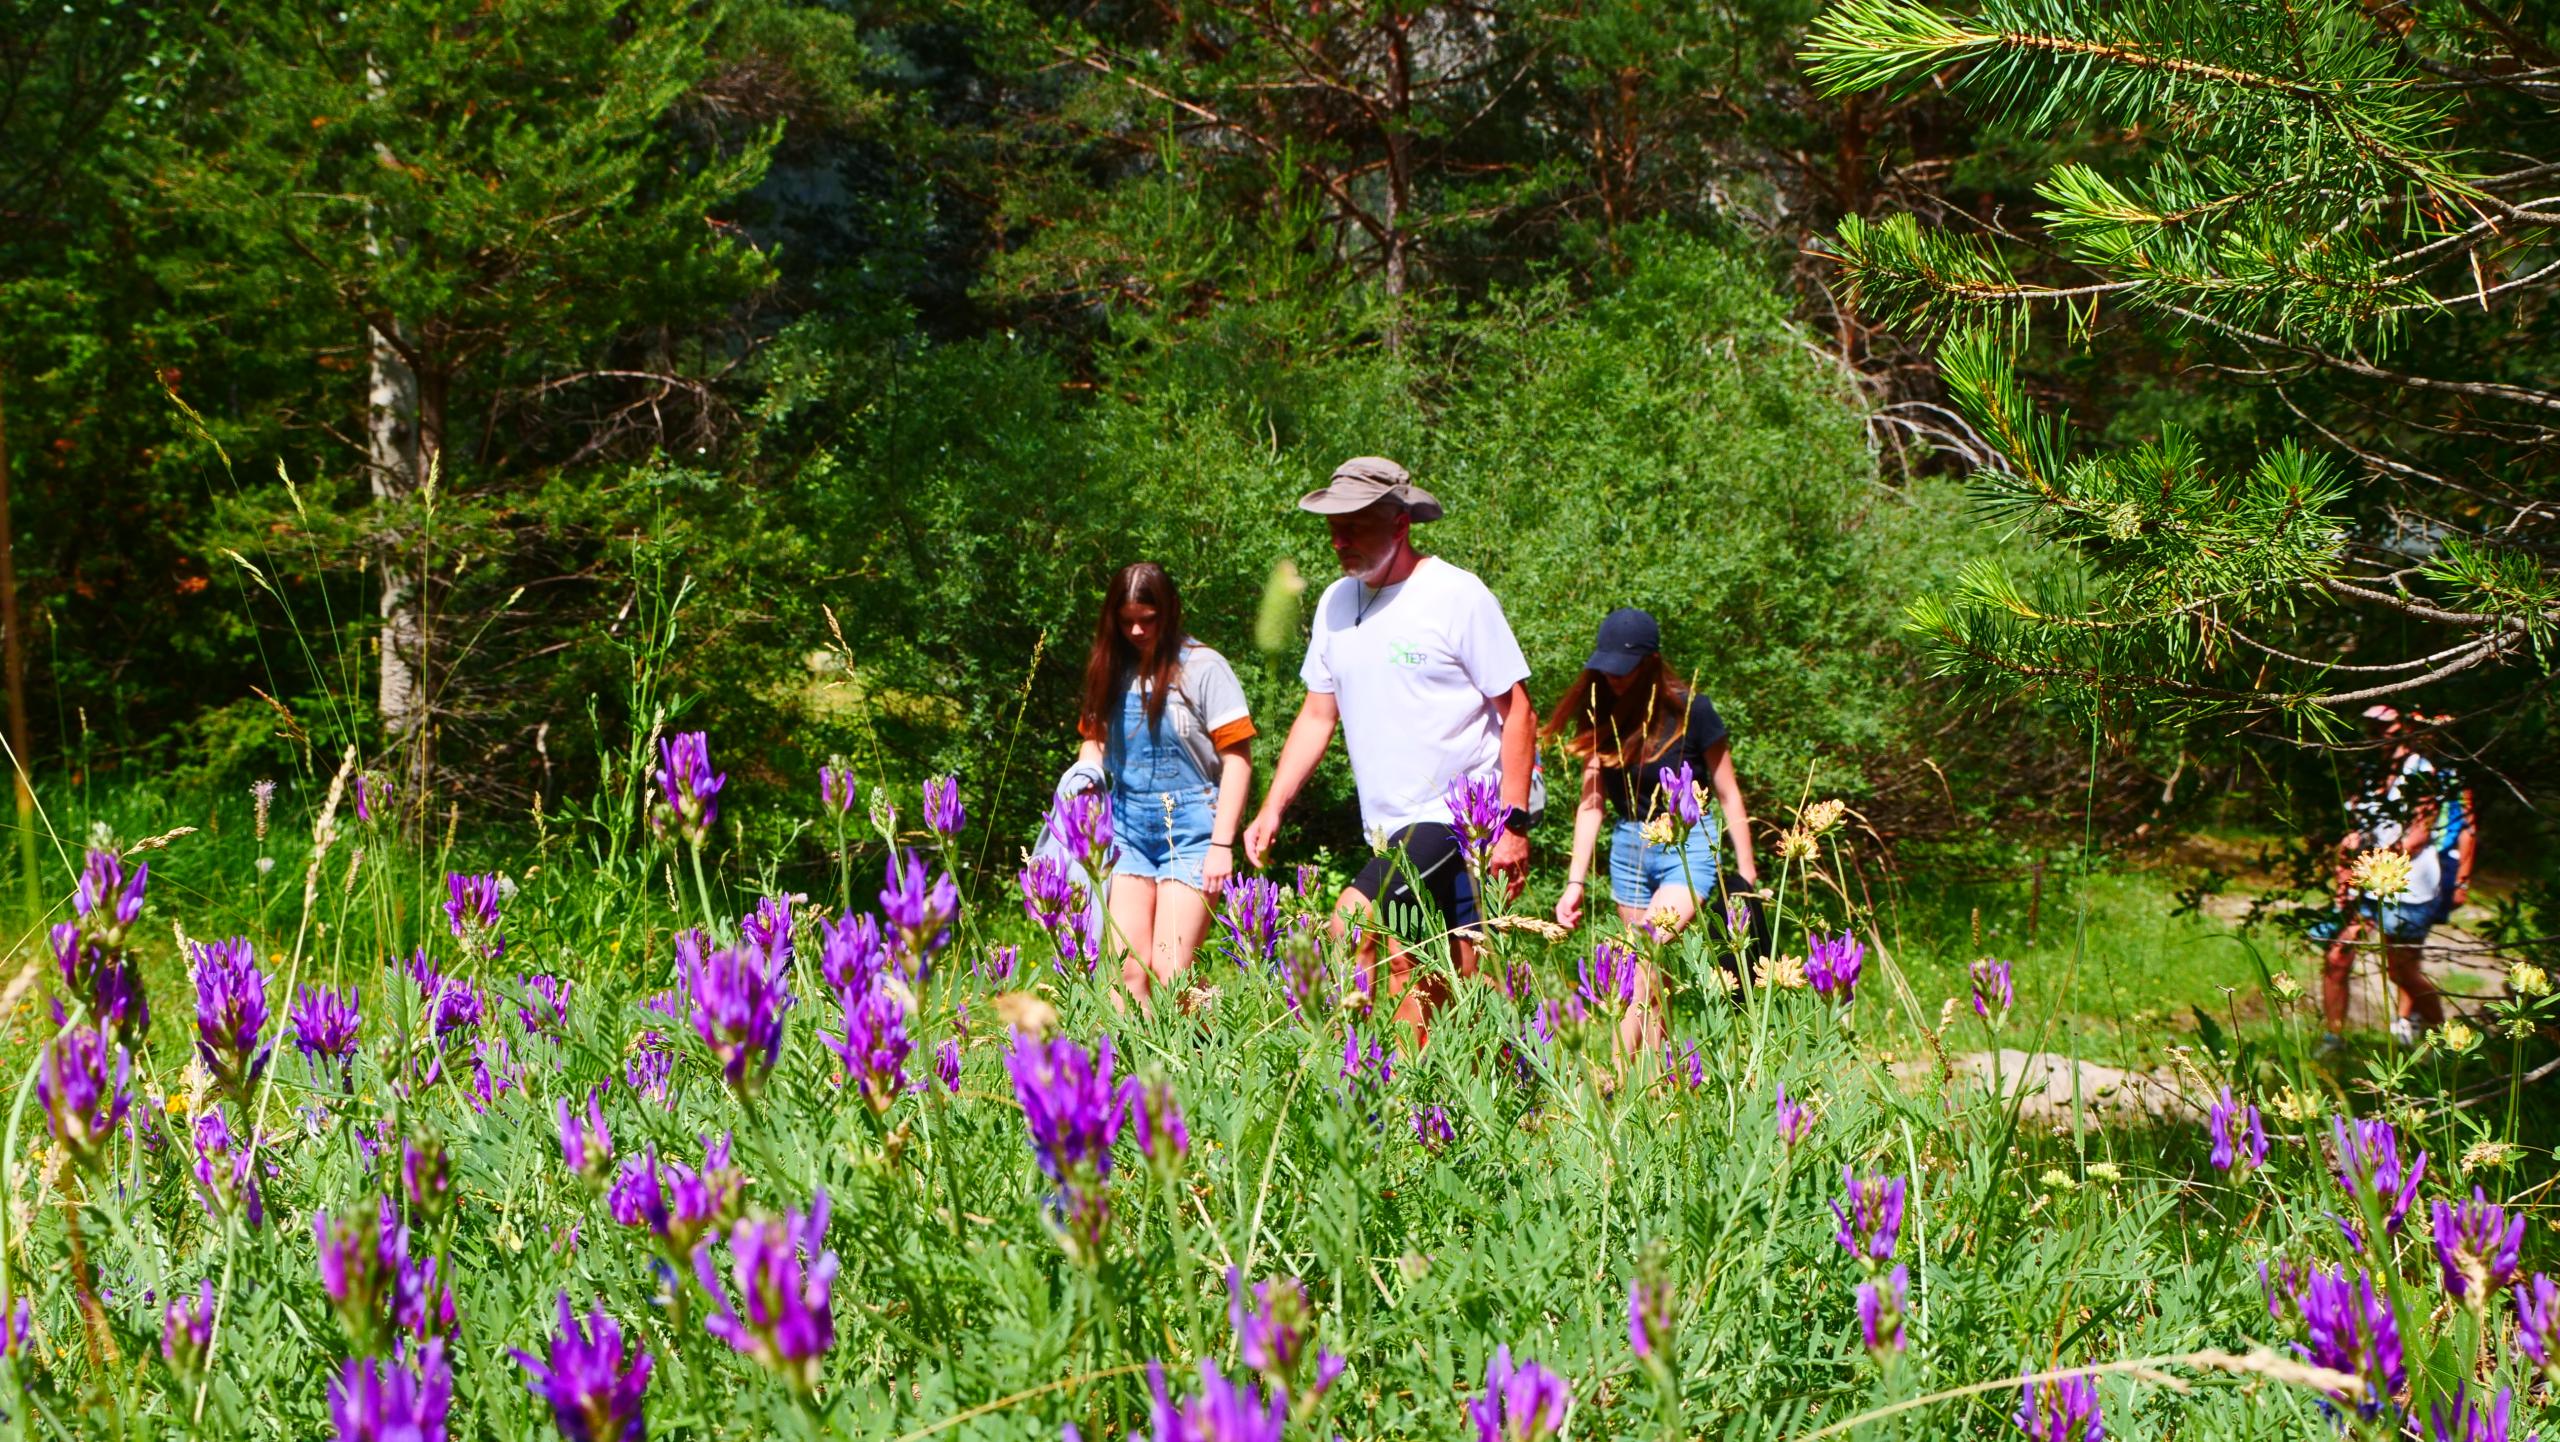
left=1600, top=693, right=1729, bottom=822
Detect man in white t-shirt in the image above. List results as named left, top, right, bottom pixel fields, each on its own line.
left=1243, top=456, right=1536, bottom=1035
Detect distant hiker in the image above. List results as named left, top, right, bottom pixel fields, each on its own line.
left=1076, top=562, right=1257, bottom=1006
left=1243, top=457, right=1536, bottom=1038
left=1543, top=607, right=1761, bottom=1046
left=2412, top=712, right=2480, bottom=916
left=2318, top=704, right=2444, bottom=1052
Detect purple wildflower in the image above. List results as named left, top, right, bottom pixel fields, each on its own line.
left=826, top=978, right=914, bottom=1113
left=163, top=1279, right=217, bottom=1372
left=352, top=771, right=387, bottom=825
left=512, top=1293, right=653, bottom=1442
left=519, top=974, right=572, bottom=1036
left=2014, top=1372, right=2101, bottom=1442
left=470, top=1037, right=525, bottom=1112
left=2263, top=1260, right=2405, bottom=1414
left=1466, top=1345, right=1570, bottom=1442
left=2434, top=1188, right=2525, bottom=1304
left=1005, top=1031, right=1129, bottom=1259
left=2208, top=1088, right=2266, bottom=1175
left=934, top=1040, right=963, bottom=1095
left=652, top=731, right=725, bottom=845
left=1579, top=939, right=1641, bottom=1015
left=625, top=1045, right=674, bottom=1108
left=1628, top=1275, right=1674, bottom=1362
left=1657, top=760, right=1704, bottom=829
left=608, top=1136, right=741, bottom=1257
left=743, top=894, right=799, bottom=966
left=1045, top=790, right=1117, bottom=875
left=402, top=1136, right=453, bottom=1224
left=2431, top=1386, right=2520, bottom=1442
left=1805, top=932, right=1865, bottom=1003
left=1340, top=1027, right=1393, bottom=1094
left=679, top=929, right=792, bottom=1094
left=191, top=936, right=270, bottom=1094
left=1138, top=1359, right=1287, bottom=1442
left=443, top=873, right=504, bottom=958
left=53, top=919, right=149, bottom=1043
left=1856, top=1265, right=1908, bottom=1358
left=408, top=952, right=485, bottom=1039
left=0, top=1299, right=27, bottom=1359
left=880, top=850, right=958, bottom=981
left=74, top=847, right=148, bottom=941
left=818, top=910, right=889, bottom=999
left=819, top=764, right=857, bottom=817
left=1128, top=1076, right=1189, bottom=1177
left=1295, top=864, right=1318, bottom=900
left=1776, top=1084, right=1813, bottom=1150
left=1220, top=878, right=1285, bottom=966
left=695, top=1191, right=839, bottom=1391
left=294, top=984, right=363, bottom=1071
left=983, top=944, right=1020, bottom=985
left=38, top=1025, right=129, bottom=1168
left=1969, top=958, right=2012, bottom=1018
left=2519, top=1273, right=2559, bottom=1378
left=1444, top=775, right=1507, bottom=867
left=923, top=775, right=967, bottom=837
left=328, top=1339, right=452, bottom=1442
left=1019, top=855, right=1100, bottom=974
left=559, top=1087, right=615, bottom=1180
left=1665, top=1040, right=1705, bottom=1090
left=192, top=1106, right=264, bottom=1227
left=1413, top=1104, right=1456, bottom=1153
left=2332, top=1116, right=2427, bottom=1242
left=1831, top=1166, right=1905, bottom=1263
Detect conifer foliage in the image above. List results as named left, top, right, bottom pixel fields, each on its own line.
left=1804, top=0, right=2560, bottom=738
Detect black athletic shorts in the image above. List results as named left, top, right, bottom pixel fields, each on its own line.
left=1349, top=822, right=1481, bottom=937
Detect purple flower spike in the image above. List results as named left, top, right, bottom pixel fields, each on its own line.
left=1128, top=1076, right=1189, bottom=1177
left=1775, top=1084, right=1813, bottom=1150
left=559, top=1086, right=615, bottom=1181
left=1856, top=1265, right=1909, bottom=1358
left=191, top=936, right=271, bottom=1095
left=1006, top=1031, right=1129, bottom=1260
left=511, top=1293, right=653, bottom=1442
left=652, top=731, right=726, bottom=845
left=1805, top=932, right=1865, bottom=1003
left=743, top=895, right=800, bottom=967
left=408, top=952, right=486, bottom=1039
left=1340, top=1028, right=1393, bottom=1094
left=819, top=911, right=889, bottom=999
left=2331, top=1116, right=2427, bottom=1242
left=1019, top=855, right=1101, bottom=974
left=2430, top=1385, right=2519, bottom=1442
left=923, top=775, right=967, bottom=837
left=1229, top=1268, right=1317, bottom=1389
left=1466, top=1345, right=1570, bottom=1442
left=2433, top=1188, right=2525, bottom=1304
left=519, top=974, right=572, bottom=1036
left=936, top=1040, right=963, bottom=1095
left=1968, top=958, right=2012, bottom=1018
left=74, top=847, right=149, bottom=938
left=0, top=1298, right=26, bottom=1360
left=694, top=1191, right=839, bottom=1392
left=1220, top=878, right=1284, bottom=966
left=443, top=873, right=504, bottom=958
left=2262, top=1260, right=2405, bottom=1414
left=819, top=764, right=858, bottom=817
left=679, top=929, right=792, bottom=1095
left=2518, top=1273, right=2559, bottom=1377
left=315, top=1204, right=394, bottom=1329
left=163, top=1279, right=217, bottom=1372
left=2207, top=1088, right=2266, bottom=1174
left=608, top=1137, right=741, bottom=1257
left=2014, top=1371, right=2102, bottom=1442
left=1578, top=939, right=1641, bottom=1015
left=827, top=978, right=914, bottom=1114
left=1413, top=1105, right=1455, bottom=1153
left=1627, top=1276, right=1674, bottom=1362
left=1138, top=1359, right=1287, bottom=1442
left=1656, top=760, right=1703, bottom=828
left=1665, top=1040, right=1705, bottom=1090
left=38, top=1025, right=129, bottom=1169
left=881, top=850, right=958, bottom=981
left=328, top=1339, right=452, bottom=1442
left=294, top=984, right=362, bottom=1071
left=1044, top=790, right=1117, bottom=876
left=1444, top=775, right=1507, bottom=866
left=192, top=1106, right=265, bottom=1227
left=1831, top=1166, right=1905, bottom=1263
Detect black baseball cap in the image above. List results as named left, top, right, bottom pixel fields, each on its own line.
left=1585, top=608, right=1660, bottom=677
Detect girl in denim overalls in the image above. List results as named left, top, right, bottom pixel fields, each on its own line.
left=1075, top=563, right=1258, bottom=1007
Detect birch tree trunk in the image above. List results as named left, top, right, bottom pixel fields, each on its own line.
left=368, top=317, right=427, bottom=756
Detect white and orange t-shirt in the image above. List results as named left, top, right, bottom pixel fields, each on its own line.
left=1077, top=641, right=1256, bottom=782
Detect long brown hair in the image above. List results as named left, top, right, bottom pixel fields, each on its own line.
left=1080, top=562, right=1187, bottom=738
left=1540, top=653, right=1689, bottom=767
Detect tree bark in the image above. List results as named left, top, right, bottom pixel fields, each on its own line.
left=368, top=316, right=427, bottom=768
left=0, top=369, right=34, bottom=914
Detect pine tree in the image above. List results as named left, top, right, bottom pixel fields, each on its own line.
left=1803, top=0, right=2559, bottom=742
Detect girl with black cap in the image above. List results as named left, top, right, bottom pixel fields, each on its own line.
left=1542, top=608, right=1760, bottom=970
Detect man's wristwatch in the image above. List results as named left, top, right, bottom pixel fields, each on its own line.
left=1502, top=805, right=1534, bottom=837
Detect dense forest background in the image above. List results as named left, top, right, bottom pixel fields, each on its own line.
left=2, top=0, right=2551, bottom=882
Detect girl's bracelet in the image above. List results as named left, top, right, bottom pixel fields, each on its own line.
left=1563, top=878, right=1585, bottom=891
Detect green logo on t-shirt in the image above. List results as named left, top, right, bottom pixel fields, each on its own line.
left=1385, top=640, right=1425, bottom=667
